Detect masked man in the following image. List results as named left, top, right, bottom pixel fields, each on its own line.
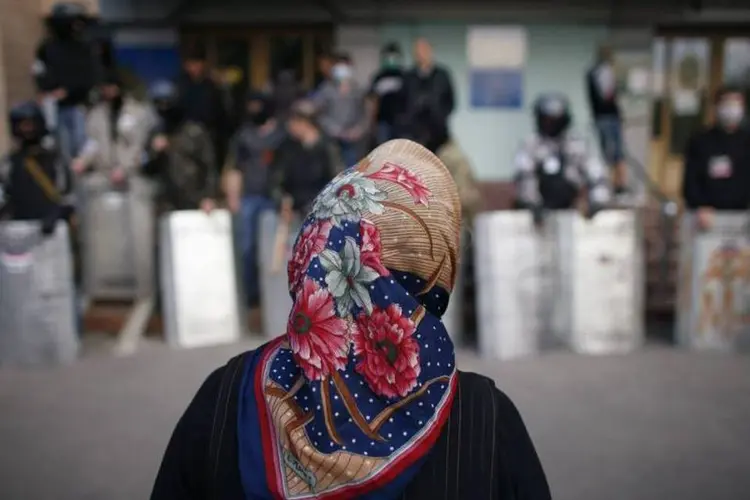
left=33, top=2, right=100, bottom=163
left=514, top=93, right=610, bottom=225
left=313, top=53, right=369, bottom=168
left=369, top=42, right=407, bottom=145
left=683, top=87, right=750, bottom=230
left=223, top=91, right=286, bottom=308
left=0, top=102, right=73, bottom=234
left=71, top=72, right=152, bottom=185
left=144, top=80, right=217, bottom=213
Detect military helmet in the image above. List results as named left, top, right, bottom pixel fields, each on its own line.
left=533, top=93, right=572, bottom=138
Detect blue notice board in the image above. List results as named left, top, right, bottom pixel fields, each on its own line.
left=470, top=68, right=524, bottom=109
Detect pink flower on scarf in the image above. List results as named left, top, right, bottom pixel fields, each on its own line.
left=288, top=219, right=333, bottom=293
left=353, top=304, right=420, bottom=399
left=367, top=161, right=432, bottom=206
left=288, top=278, right=350, bottom=381
left=359, top=220, right=389, bottom=277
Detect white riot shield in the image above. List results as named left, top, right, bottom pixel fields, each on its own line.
left=474, top=211, right=553, bottom=360
left=0, top=221, right=78, bottom=366
left=675, top=212, right=750, bottom=351
left=550, top=210, right=645, bottom=355
left=81, top=175, right=155, bottom=300
left=159, top=210, right=243, bottom=349
left=258, top=212, right=301, bottom=339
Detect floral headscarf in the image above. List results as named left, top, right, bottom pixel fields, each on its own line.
left=238, top=139, right=462, bottom=499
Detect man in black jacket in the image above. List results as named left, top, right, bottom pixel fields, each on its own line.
left=402, top=38, right=455, bottom=153
left=176, top=46, right=228, bottom=170
left=33, top=2, right=100, bottom=164
left=682, top=87, right=750, bottom=230
left=369, top=42, right=407, bottom=145
left=0, top=102, right=73, bottom=234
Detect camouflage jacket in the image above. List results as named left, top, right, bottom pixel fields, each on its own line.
left=144, top=121, right=217, bottom=211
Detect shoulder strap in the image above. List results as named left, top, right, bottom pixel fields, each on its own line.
left=207, top=352, right=247, bottom=499
left=24, top=157, right=61, bottom=203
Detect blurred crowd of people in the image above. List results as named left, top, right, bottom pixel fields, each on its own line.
left=2, top=1, right=747, bottom=332
left=0, top=2, right=485, bottom=325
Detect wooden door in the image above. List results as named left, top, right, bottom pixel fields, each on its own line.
left=179, top=25, right=333, bottom=93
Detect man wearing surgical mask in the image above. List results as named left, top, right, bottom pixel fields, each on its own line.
left=369, top=42, right=406, bottom=145
left=683, top=87, right=750, bottom=230
left=312, top=53, right=369, bottom=167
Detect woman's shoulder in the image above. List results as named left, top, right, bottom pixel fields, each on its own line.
left=454, top=371, right=534, bottom=442
left=182, top=349, right=261, bottom=426
left=456, top=370, right=519, bottom=414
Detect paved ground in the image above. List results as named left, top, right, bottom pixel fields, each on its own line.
left=1, top=336, right=749, bottom=500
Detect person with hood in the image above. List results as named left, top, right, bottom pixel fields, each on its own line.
left=32, top=2, right=101, bottom=163
left=71, top=72, right=152, bottom=184
left=369, top=42, right=407, bottom=145
left=402, top=38, right=455, bottom=153
left=150, top=139, right=551, bottom=500
left=144, top=80, right=217, bottom=213
left=0, top=101, right=73, bottom=233
left=683, top=86, right=750, bottom=230
left=514, top=93, right=610, bottom=226
left=313, top=53, right=369, bottom=168
left=176, top=45, right=227, bottom=169
left=223, top=91, right=286, bottom=308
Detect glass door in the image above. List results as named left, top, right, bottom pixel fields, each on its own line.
left=215, top=38, right=251, bottom=130
left=722, top=38, right=750, bottom=114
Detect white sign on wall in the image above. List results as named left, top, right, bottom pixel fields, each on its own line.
left=466, top=26, right=527, bottom=108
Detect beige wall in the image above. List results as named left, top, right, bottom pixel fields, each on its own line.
left=0, top=0, right=99, bottom=151
left=0, top=18, right=7, bottom=153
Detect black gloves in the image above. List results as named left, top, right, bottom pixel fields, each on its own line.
left=39, top=204, right=73, bottom=237
left=41, top=214, right=57, bottom=236
left=585, top=202, right=604, bottom=220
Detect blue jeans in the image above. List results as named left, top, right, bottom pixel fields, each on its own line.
left=239, top=195, right=275, bottom=307
left=57, top=105, right=88, bottom=164
left=338, top=140, right=360, bottom=169
left=595, top=116, right=624, bottom=166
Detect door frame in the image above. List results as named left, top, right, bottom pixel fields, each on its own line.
left=179, top=24, right=334, bottom=90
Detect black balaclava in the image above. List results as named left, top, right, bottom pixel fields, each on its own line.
left=245, top=91, right=273, bottom=126
left=9, top=102, right=47, bottom=149
left=150, top=81, right=184, bottom=134
left=47, top=2, right=87, bottom=41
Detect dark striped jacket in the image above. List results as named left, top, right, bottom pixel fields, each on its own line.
left=151, top=357, right=552, bottom=500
